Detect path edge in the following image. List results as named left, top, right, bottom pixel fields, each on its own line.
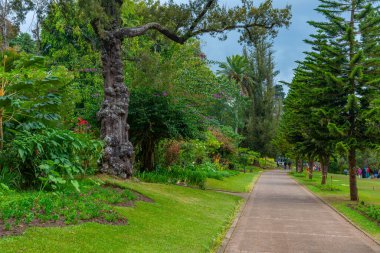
left=216, top=171, right=263, bottom=253
left=289, top=174, right=380, bottom=247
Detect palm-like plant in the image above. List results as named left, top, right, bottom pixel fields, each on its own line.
left=217, top=55, right=251, bottom=96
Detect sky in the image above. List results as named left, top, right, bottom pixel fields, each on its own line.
left=160, top=0, right=324, bottom=88
left=21, top=0, right=324, bottom=88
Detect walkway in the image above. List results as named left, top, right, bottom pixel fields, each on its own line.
left=222, top=170, right=380, bottom=253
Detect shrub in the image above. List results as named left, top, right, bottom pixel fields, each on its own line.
left=128, top=87, right=203, bottom=171
left=137, top=162, right=239, bottom=189
left=179, top=140, right=208, bottom=166
left=355, top=202, right=380, bottom=222
left=137, top=166, right=207, bottom=189
left=0, top=128, right=103, bottom=190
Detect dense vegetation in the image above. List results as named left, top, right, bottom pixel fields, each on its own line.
left=0, top=0, right=291, bottom=193
left=0, top=0, right=378, bottom=250
left=0, top=1, right=291, bottom=245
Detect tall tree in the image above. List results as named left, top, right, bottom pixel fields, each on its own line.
left=58, top=0, right=290, bottom=178
left=309, top=0, right=380, bottom=200
left=242, top=34, right=278, bottom=156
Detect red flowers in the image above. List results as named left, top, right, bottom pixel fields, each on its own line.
left=77, top=117, right=88, bottom=126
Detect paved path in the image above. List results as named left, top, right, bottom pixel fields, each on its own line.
left=223, top=170, right=380, bottom=253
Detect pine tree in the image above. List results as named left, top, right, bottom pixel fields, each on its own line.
left=303, top=0, right=380, bottom=200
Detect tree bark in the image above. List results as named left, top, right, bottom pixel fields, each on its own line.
left=348, top=148, right=358, bottom=201
left=308, top=160, right=314, bottom=180
left=141, top=138, right=155, bottom=172
left=321, top=155, right=330, bottom=185
left=97, top=35, right=133, bottom=178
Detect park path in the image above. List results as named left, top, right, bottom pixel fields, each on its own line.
left=222, top=170, right=380, bottom=253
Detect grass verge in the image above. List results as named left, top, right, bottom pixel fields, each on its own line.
left=205, top=168, right=262, bottom=193
left=0, top=175, right=242, bottom=253
left=290, top=171, right=380, bottom=242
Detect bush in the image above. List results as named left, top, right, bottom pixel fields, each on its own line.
left=137, top=166, right=207, bottom=189
left=355, top=202, right=380, bottom=222
left=137, top=162, right=239, bottom=189
left=0, top=128, right=103, bottom=190
left=128, top=87, right=203, bottom=171
left=179, top=140, right=208, bottom=166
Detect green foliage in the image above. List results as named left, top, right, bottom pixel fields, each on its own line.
left=356, top=202, right=380, bottom=223
left=0, top=181, right=134, bottom=232
left=41, top=1, right=103, bottom=129
left=129, top=87, right=202, bottom=171
left=278, top=0, right=380, bottom=196
left=238, top=148, right=261, bottom=167
left=0, top=167, right=22, bottom=190
left=137, top=163, right=239, bottom=189
left=178, top=139, right=208, bottom=166
left=0, top=129, right=103, bottom=190
left=137, top=166, right=207, bottom=189
left=9, top=32, right=36, bottom=53
left=0, top=50, right=77, bottom=132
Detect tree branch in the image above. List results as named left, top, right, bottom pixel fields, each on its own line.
left=115, top=20, right=275, bottom=45
left=115, top=23, right=186, bottom=44
left=187, top=0, right=215, bottom=33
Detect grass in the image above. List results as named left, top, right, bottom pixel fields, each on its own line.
left=0, top=175, right=242, bottom=253
left=205, top=168, right=262, bottom=193
left=290, top=170, right=380, bottom=241
left=0, top=180, right=135, bottom=234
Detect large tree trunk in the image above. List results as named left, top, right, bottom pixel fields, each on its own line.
left=97, top=35, right=134, bottom=178
left=308, top=159, right=314, bottom=180
left=141, top=138, right=155, bottom=172
left=348, top=148, right=358, bottom=201
left=321, top=155, right=330, bottom=185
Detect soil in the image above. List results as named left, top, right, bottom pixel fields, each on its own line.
left=0, top=184, right=154, bottom=237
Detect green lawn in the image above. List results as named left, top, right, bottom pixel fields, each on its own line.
left=290, top=171, right=380, bottom=241
left=0, top=177, right=242, bottom=253
left=205, top=168, right=262, bottom=193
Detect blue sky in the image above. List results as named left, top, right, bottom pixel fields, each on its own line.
left=21, top=0, right=324, bottom=87
left=158, top=0, right=324, bottom=87
left=198, top=0, right=324, bottom=87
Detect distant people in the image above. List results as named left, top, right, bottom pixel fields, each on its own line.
left=374, top=169, right=378, bottom=179
left=358, top=168, right=362, bottom=178
left=366, top=167, right=371, bottom=179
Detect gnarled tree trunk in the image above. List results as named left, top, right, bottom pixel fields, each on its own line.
left=97, top=35, right=134, bottom=178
